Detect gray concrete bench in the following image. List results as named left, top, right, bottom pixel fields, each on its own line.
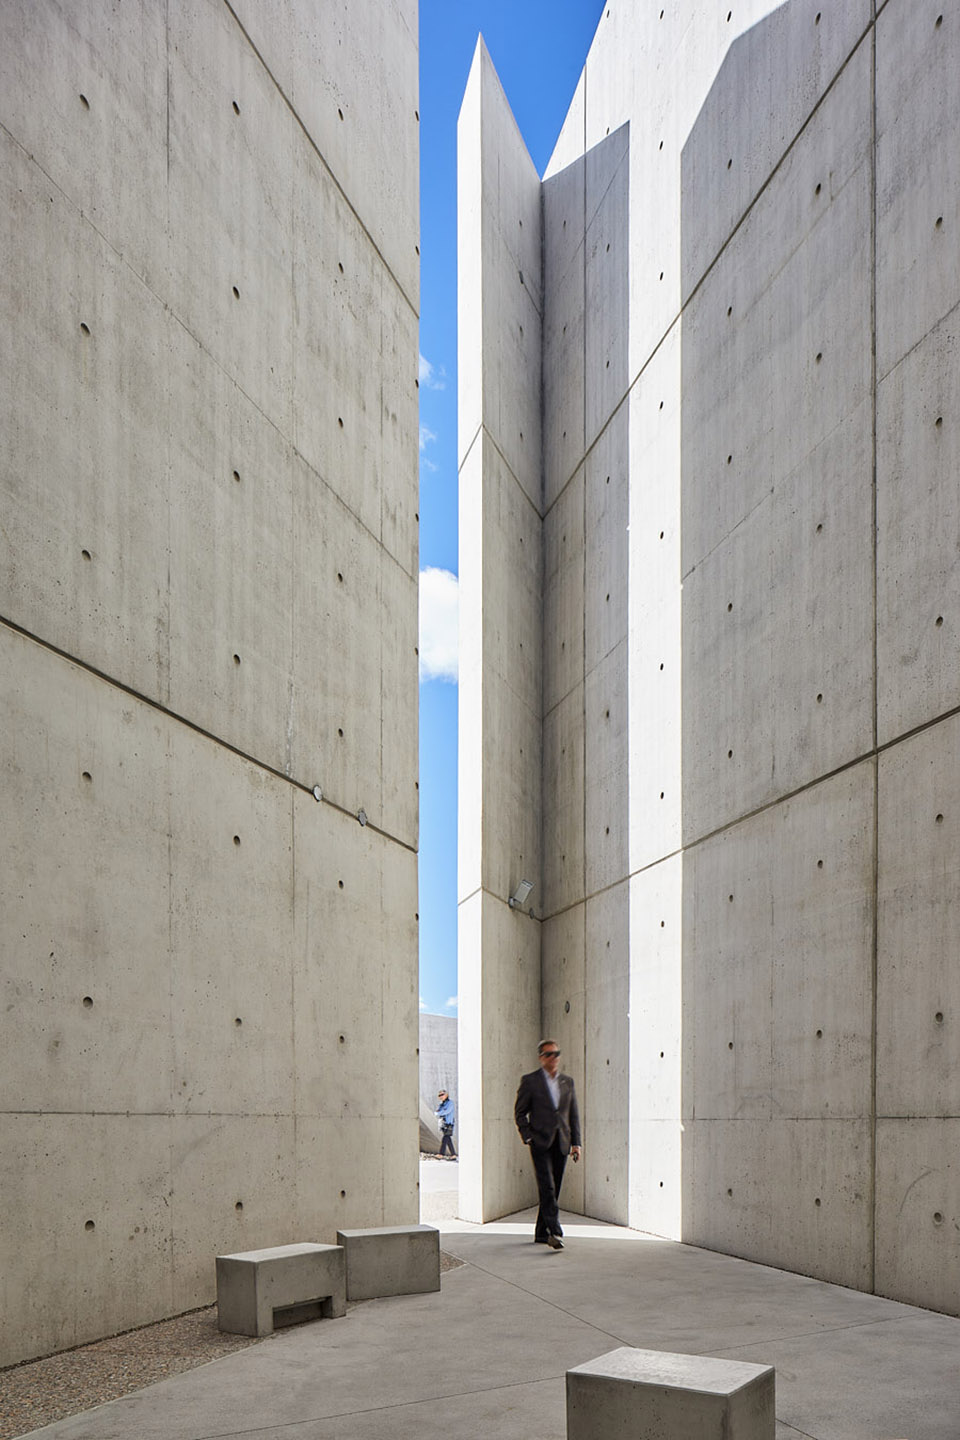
left=336, top=1224, right=440, bottom=1300
left=567, top=1347, right=775, bottom=1440
left=216, top=1242, right=346, bottom=1337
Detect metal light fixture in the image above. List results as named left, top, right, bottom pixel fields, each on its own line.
left=509, top=879, right=534, bottom=910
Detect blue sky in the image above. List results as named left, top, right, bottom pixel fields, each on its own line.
left=416, top=0, right=606, bottom=1017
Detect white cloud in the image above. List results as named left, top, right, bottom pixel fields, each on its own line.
left=419, top=423, right=436, bottom=453
left=419, top=995, right=428, bottom=1011
left=445, top=996, right=458, bottom=1011
left=419, top=567, right=458, bottom=684
left=419, top=353, right=446, bottom=390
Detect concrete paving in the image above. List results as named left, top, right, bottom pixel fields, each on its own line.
left=23, top=1209, right=960, bottom=1440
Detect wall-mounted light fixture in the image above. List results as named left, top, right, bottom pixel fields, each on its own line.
left=509, top=879, right=534, bottom=910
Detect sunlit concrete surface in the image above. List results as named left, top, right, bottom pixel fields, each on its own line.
left=459, top=0, right=960, bottom=1316
left=22, top=1211, right=960, bottom=1440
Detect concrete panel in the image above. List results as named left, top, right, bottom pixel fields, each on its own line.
left=629, top=857, right=683, bottom=1240
left=682, top=64, right=873, bottom=574
left=0, top=1114, right=174, bottom=1368
left=0, top=0, right=169, bottom=295
left=877, top=313, right=960, bottom=745
left=481, top=894, right=541, bottom=1222
left=457, top=45, right=484, bottom=470
left=228, top=0, right=419, bottom=310
left=584, top=130, right=630, bottom=451
left=457, top=890, right=484, bottom=1222
left=170, top=1114, right=297, bottom=1312
left=542, top=685, right=585, bottom=918
left=168, top=750, right=295, bottom=1119
left=628, top=331, right=683, bottom=876
left=542, top=157, right=586, bottom=506
left=682, top=399, right=874, bottom=842
left=0, top=133, right=171, bottom=698
left=876, top=0, right=960, bottom=381
left=166, top=0, right=296, bottom=445
left=481, top=670, right=541, bottom=910
left=584, top=643, right=629, bottom=897
left=679, top=3, right=872, bottom=299
left=584, top=883, right=630, bottom=1223
left=875, top=1118, right=960, bottom=1314
left=0, top=631, right=172, bottom=1116
left=290, top=470, right=382, bottom=819
left=543, top=468, right=585, bottom=718
left=166, top=326, right=295, bottom=769
left=292, top=798, right=415, bottom=1124
left=684, top=766, right=874, bottom=1123
left=294, top=1116, right=411, bottom=1240
left=378, top=554, right=420, bottom=845
left=683, top=1118, right=872, bottom=1290
left=458, top=438, right=484, bottom=904
left=290, top=152, right=388, bottom=547
left=585, top=409, right=629, bottom=677
left=877, top=715, right=960, bottom=1118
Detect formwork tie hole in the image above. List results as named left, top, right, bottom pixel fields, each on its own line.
left=233, top=835, right=241, bottom=846
left=232, top=100, right=240, bottom=115
left=85, top=1219, right=95, bottom=1230
left=936, top=813, right=944, bottom=824
left=936, top=615, right=944, bottom=627
left=83, top=996, right=94, bottom=1009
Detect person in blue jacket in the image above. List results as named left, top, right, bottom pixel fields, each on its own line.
left=435, top=1089, right=457, bottom=1159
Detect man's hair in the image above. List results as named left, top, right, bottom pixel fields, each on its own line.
left=538, top=1038, right=558, bottom=1055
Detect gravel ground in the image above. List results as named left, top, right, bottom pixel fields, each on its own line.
left=0, top=1253, right=466, bottom=1440
left=0, top=1307, right=260, bottom=1440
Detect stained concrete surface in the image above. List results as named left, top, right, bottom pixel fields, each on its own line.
left=18, top=1211, right=960, bottom=1440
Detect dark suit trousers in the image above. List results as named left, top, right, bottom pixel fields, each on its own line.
left=530, top=1135, right=567, bottom=1238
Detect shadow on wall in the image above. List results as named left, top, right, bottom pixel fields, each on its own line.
left=540, top=122, right=630, bottom=1226
left=679, top=0, right=881, bottom=1293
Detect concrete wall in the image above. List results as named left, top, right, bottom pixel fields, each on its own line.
left=419, top=1012, right=458, bottom=1139
left=0, top=0, right=419, bottom=1366
left=459, top=0, right=960, bottom=1314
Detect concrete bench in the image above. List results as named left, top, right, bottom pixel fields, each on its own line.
left=216, top=1242, right=346, bottom=1337
left=336, top=1224, right=440, bottom=1300
left=567, top=1346, right=775, bottom=1440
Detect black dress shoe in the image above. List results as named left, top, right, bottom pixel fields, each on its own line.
left=546, top=1234, right=564, bottom=1250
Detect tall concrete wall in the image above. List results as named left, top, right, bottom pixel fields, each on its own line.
left=0, top=0, right=420, bottom=1366
left=459, top=0, right=960, bottom=1314
left=457, top=40, right=543, bottom=1224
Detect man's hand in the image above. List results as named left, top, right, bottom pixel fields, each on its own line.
left=571, top=1146, right=581, bottom=1163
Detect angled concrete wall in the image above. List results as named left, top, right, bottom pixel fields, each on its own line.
left=460, top=0, right=960, bottom=1314
left=0, top=0, right=419, bottom=1366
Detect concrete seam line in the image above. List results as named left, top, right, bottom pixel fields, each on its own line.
left=0, top=616, right=416, bottom=855
left=457, top=422, right=483, bottom=475
left=221, top=0, right=419, bottom=322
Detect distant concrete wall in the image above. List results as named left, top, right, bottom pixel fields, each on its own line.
left=419, top=1012, right=458, bottom=1126
left=459, top=0, right=960, bottom=1315
left=0, top=0, right=419, bottom=1366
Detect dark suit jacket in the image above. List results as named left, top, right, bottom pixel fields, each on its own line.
left=514, top=1068, right=581, bottom=1154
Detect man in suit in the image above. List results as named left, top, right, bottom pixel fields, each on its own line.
left=514, top=1039, right=581, bottom=1249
